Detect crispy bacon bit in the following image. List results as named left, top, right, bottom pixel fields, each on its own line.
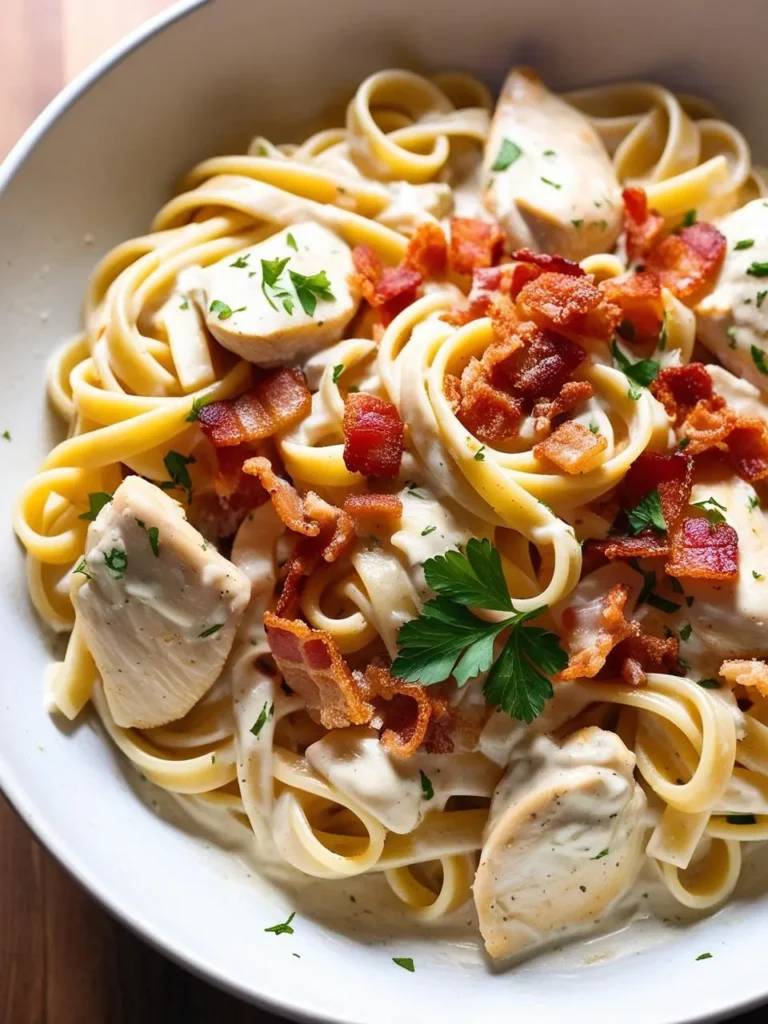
left=720, top=660, right=768, bottom=698
left=303, top=492, right=355, bottom=563
left=533, top=420, right=607, bottom=474
left=602, top=632, right=680, bottom=686
left=725, top=419, right=768, bottom=482
left=343, top=493, right=403, bottom=522
left=644, top=222, right=726, bottom=304
left=510, top=249, right=586, bottom=278
left=599, top=272, right=664, bottom=342
left=533, top=380, right=595, bottom=430
left=652, top=364, right=714, bottom=423
left=622, top=187, right=665, bottom=263
left=243, top=456, right=319, bottom=536
left=558, top=584, right=637, bottom=680
left=450, top=356, right=524, bottom=444
left=589, top=532, right=669, bottom=562
left=681, top=396, right=736, bottom=455
left=343, top=393, right=404, bottom=477
left=199, top=369, right=310, bottom=447
left=448, top=217, right=505, bottom=276
left=516, top=272, right=622, bottom=341
left=351, top=246, right=423, bottom=326
left=359, top=665, right=448, bottom=759
left=404, top=222, right=448, bottom=277
left=264, top=614, right=373, bottom=729
left=351, top=245, right=382, bottom=304
left=441, top=266, right=511, bottom=326
left=666, top=517, right=739, bottom=579
left=620, top=452, right=694, bottom=530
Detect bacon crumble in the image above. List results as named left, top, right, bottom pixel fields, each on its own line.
left=448, top=217, right=505, bottom=276
left=516, top=272, right=622, bottom=341
left=666, top=517, right=739, bottom=580
left=533, top=420, right=607, bottom=474
left=599, top=271, right=664, bottom=343
left=343, top=393, right=405, bottom=478
left=622, top=186, right=665, bottom=263
left=343, top=493, right=403, bottom=522
left=644, top=222, right=727, bottom=304
left=198, top=369, right=311, bottom=448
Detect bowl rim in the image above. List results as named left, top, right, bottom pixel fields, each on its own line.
left=0, top=5, right=767, bottom=1021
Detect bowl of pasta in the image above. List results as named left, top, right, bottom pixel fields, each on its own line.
left=4, top=0, right=768, bottom=1020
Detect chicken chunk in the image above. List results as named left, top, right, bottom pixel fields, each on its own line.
left=192, top=221, right=360, bottom=367
left=474, top=727, right=646, bottom=960
left=72, top=476, right=250, bottom=729
left=482, top=68, right=622, bottom=261
left=696, top=199, right=768, bottom=392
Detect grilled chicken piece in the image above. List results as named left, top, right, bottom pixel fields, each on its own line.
left=696, top=199, right=768, bottom=392
left=72, top=476, right=250, bottom=729
left=474, top=727, right=646, bottom=960
left=193, top=221, right=360, bottom=367
left=482, top=68, right=622, bottom=261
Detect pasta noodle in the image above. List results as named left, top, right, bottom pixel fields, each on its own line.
left=14, top=64, right=768, bottom=963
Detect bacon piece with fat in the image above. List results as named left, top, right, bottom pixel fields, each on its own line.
left=403, top=221, right=448, bottom=277
left=243, top=456, right=319, bottom=536
left=343, top=393, right=405, bottom=478
left=651, top=363, right=735, bottom=454
left=557, top=584, right=638, bottom=680
left=589, top=532, right=669, bottom=562
left=622, top=187, right=665, bottom=263
left=516, top=272, right=622, bottom=342
left=533, top=420, right=607, bottom=474
left=725, top=419, right=768, bottom=482
left=666, top=517, right=739, bottom=580
left=351, top=245, right=422, bottom=326
left=621, top=452, right=694, bottom=531
left=441, top=265, right=520, bottom=327
left=601, top=632, right=681, bottom=686
left=343, top=493, right=403, bottom=522
left=720, top=660, right=768, bottom=698
left=359, top=665, right=449, bottom=759
left=644, top=222, right=726, bottom=304
left=533, top=380, right=595, bottom=431
left=510, top=249, right=586, bottom=278
left=264, top=613, right=373, bottom=729
left=198, top=369, right=311, bottom=447
left=448, top=217, right=505, bottom=276
left=599, top=271, right=664, bottom=343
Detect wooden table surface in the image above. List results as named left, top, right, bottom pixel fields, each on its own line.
left=0, top=3, right=766, bottom=1022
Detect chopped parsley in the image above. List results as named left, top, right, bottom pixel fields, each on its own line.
left=264, top=911, right=295, bottom=935
left=543, top=149, right=556, bottom=156
left=179, top=298, right=189, bottom=310
left=185, top=394, right=211, bottom=422
left=405, top=482, right=426, bottom=500
left=286, top=232, right=298, bottom=251
left=2, top=430, right=10, bottom=441
left=421, top=525, right=437, bottom=536
left=690, top=495, right=727, bottom=525
left=161, top=450, right=195, bottom=504
left=726, top=814, right=757, bottom=824
left=332, top=364, right=345, bottom=384
left=589, top=422, right=600, bottom=434
left=209, top=299, right=245, bottom=320
left=749, top=494, right=761, bottom=510
left=592, top=848, right=609, bottom=860
left=747, top=262, right=768, bottom=278
left=757, top=290, right=768, bottom=309
left=753, top=570, right=764, bottom=581
left=230, top=253, right=250, bottom=268
left=104, top=548, right=127, bottom=580
left=540, top=176, right=561, bottom=189
left=696, top=953, right=713, bottom=961
left=199, top=623, right=223, bottom=638
left=474, top=445, right=486, bottom=462
left=250, top=700, right=274, bottom=736
left=491, top=138, right=522, bottom=171
left=571, top=219, right=584, bottom=228
left=391, top=539, right=566, bottom=723
left=679, top=624, right=692, bottom=642
left=73, top=559, right=91, bottom=579
left=612, top=340, right=659, bottom=394
left=646, top=592, right=682, bottom=614
left=626, top=489, right=666, bottom=535
left=727, top=326, right=738, bottom=348
left=681, top=209, right=697, bottom=227
left=420, top=770, right=434, bottom=800
left=697, top=678, right=720, bottom=690
left=78, top=492, right=113, bottom=521
left=734, top=238, right=755, bottom=251
left=260, top=255, right=292, bottom=311
left=678, top=437, right=691, bottom=450
left=289, top=269, right=335, bottom=316
left=136, top=519, right=160, bottom=557
left=751, top=345, right=768, bottom=375
left=392, top=957, right=415, bottom=972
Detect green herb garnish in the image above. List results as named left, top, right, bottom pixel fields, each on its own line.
left=491, top=138, right=522, bottom=172
left=73, top=558, right=91, bottom=579
left=136, top=519, right=160, bottom=557
left=751, top=345, right=768, bottom=375
left=734, top=239, right=755, bottom=251
left=612, top=340, right=660, bottom=392
left=626, top=489, right=666, bottom=536
left=681, top=209, right=697, bottom=227
left=392, top=958, right=415, bottom=972
left=264, top=911, right=295, bottom=935
left=696, top=953, right=713, bottom=961
left=230, top=253, right=250, bottom=268
left=747, top=262, right=768, bottom=278
left=199, top=623, right=224, bottom=639
left=646, top=592, right=682, bottom=614
left=250, top=700, right=275, bottom=735
left=474, top=445, right=486, bottom=462
left=209, top=299, right=245, bottom=320
left=541, top=177, right=561, bottom=189
left=78, top=492, right=112, bottom=521
left=421, top=525, right=437, bottom=536
left=697, top=678, right=720, bottom=690
left=289, top=269, right=335, bottom=317
left=260, top=256, right=292, bottom=311
left=420, top=770, right=434, bottom=800
left=286, top=232, right=298, bottom=251
left=185, top=394, right=211, bottom=422
left=104, top=548, right=127, bottom=580
left=332, top=364, right=344, bottom=384
left=161, top=451, right=195, bottom=504
left=691, top=495, right=727, bottom=525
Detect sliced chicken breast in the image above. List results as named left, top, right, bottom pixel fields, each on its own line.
left=696, top=199, right=768, bottom=392
left=192, top=221, right=360, bottom=367
left=482, top=68, right=622, bottom=261
left=72, top=475, right=250, bottom=729
left=474, top=727, right=646, bottom=960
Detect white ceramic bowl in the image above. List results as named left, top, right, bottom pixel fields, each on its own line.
left=2, top=1, right=767, bottom=1020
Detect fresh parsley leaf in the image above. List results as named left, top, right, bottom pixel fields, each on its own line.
left=332, top=364, right=344, bottom=384
left=627, top=489, right=667, bottom=536
left=589, top=422, right=600, bottom=434
left=753, top=570, right=764, bottom=580
left=646, top=592, right=682, bottom=614
left=286, top=232, right=298, bottom=251
left=230, top=253, right=250, bottom=268
left=678, top=437, right=691, bottom=450
left=726, top=814, right=757, bottom=825
left=571, top=219, right=584, bottom=228
left=163, top=451, right=195, bottom=504
left=751, top=345, right=768, bottom=375
left=543, top=149, right=556, bottom=156
left=758, top=290, right=768, bottom=309
left=78, top=492, right=113, bottom=521
left=283, top=297, right=294, bottom=314
left=419, top=770, right=434, bottom=800
left=474, top=445, right=486, bottom=461
left=392, top=957, right=415, bottom=972
left=179, top=298, right=189, bottom=310
left=73, top=558, right=91, bottom=579
left=540, top=177, right=561, bottom=189
left=691, top=496, right=727, bottom=525
left=424, top=538, right=515, bottom=611
left=491, top=138, right=522, bottom=171
left=483, top=616, right=561, bottom=724
left=734, top=238, right=755, bottom=250
left=421, top=525, right=436, bottom=536
left=264, top=911, right=295, bottom=935
left=696, top=953, right=712, bottom=961
left=747, top=262, right=768, bottom=278
left=681, top=209, right=697, bottom=227
left=199, top=623, right=224, bottom=639
left=209, top=299, right=245, bottom=320
left=592, top=848, right=609, bottom=860
left=261, top=256, right=292, bottom=311
left=104, top=548, right=127, bottom=580
left=612, top=340, right=659, bottom=389
left=697, top=678, right=720, bottom=689
left=136, top=519, right=160, bottom=557
left=679, top=623, right=692, bottom=641
left=250, top=700, right=274, bottom=735
left=749, top=494, right=760, bottom=510
left=289, top=269, right=335, bottom=317
left=627, top=558, right=656, bottom=607
left=185, top=394, right=211, bottom=422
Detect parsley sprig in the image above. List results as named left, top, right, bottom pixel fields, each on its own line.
left=391, top=539, right=566, bottom=723
left=626, top=489, right=666, bottom=535
left=612, top=340, right=660, bottom=399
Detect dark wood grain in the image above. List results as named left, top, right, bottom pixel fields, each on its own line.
left=0, top=2, right=766, bottom=1021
